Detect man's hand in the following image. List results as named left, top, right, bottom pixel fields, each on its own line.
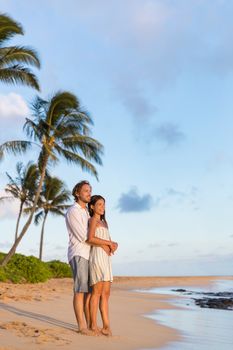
left=101, top=245, right=111, bottom=256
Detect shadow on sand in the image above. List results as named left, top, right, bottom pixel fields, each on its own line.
left=0, top=302, right=77, bottom=332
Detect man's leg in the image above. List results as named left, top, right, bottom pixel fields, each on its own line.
left=70, top=256, right=92, bottom=334
left=84, top=292, right=91, bottom=329
left=73, top=292, right=86, bottom=332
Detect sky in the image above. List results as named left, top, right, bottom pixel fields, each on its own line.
left=0, top=0, right=233, bottom=276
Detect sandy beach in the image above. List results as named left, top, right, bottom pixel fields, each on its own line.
left=0, top=276, right=232, bottom=350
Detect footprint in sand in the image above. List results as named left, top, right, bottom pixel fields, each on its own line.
left=0, top=321, right=71, bottom=345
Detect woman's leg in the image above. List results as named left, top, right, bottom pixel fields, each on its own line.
left=99, top=281, right=112, bottom=335
left=90, top=282, right=103, bottom=333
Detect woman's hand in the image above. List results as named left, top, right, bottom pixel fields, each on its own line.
left=110, top=241, right=118, bottom=254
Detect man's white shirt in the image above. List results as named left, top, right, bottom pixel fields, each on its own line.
left=66, top=202, right=90, bottom=262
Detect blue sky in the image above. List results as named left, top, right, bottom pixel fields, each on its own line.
left=0, top=0, right=233, bottom=275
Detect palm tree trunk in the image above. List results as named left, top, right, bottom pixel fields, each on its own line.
left=39, top=211, right=48, bottom=261
left=0, top=155, right=49, bottom=266
left=15, top=201, right=24, bottom=242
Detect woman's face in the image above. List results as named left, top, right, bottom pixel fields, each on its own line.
left=92, top=198, right=105, bottom=216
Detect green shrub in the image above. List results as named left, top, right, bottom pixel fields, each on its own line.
left=0, top=266, right=7, bottom=282
left=46, top=260, right=72, bottom=278
left=0, top=252, right=5, bottom=263
left=0, top=252, right=72, bottom=283
left=0, top=252, right=52, bottom=283
left=10, top=254, right=52, bottom=283
left=0, top=253, right=7, bottom=282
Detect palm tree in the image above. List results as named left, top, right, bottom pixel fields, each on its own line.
left=0, top=91, right=103, bottom=266
left=0, top=13, right=40, bottom=90
left=0, top=161, right=39, bottom=242
left=25, top=176, right=71, bottom=260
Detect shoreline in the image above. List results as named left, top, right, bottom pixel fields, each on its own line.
left=0, top=276, right=232, bottom=350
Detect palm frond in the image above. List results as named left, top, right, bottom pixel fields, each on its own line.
left=61, top=135, right=103, bottom=165
left=15, top=161, right=24, bottom=177
left=82, top=124, right=90, bottom=136
left=0, top=140, right=32, bottom=161
left=51, top=204, right=70, bottom=211
left=23, top=206, right=32, bottom=214
left=55, top=145, right=98, bottom=179
left=23, top=205, right=40, bottom=214
left=23, top=162, right=39, bottom=192
left=4, top=162, right=39, bottom=205
left=56, top=111, right=93, bottom=130
left=51, top=193, right=71, bottom=206
left=77, top=110, right=94, bottom=125
left=6, top=171, right=19, bottom=187
left=47, top=91, right=79, bottom=125
left=0, top=65, right=40, bottom=90
left=23, top=118, right=46, bottom=141
left=0, top=13, right=23, bottom=44
left=53, top=123, right=82, bottom=139
left=0, top=46, right=40, bottom=68
left=54, top=121, right=92, bottom=139
left=34, top=210, right=44, bottom=225
left=49, top=208, right=66, bottom=217
left=53, top=111, right=93, bottom=139
left=0, top=195, right=15, bottom=202
left=5, top=186, right=20, bottom=198
left=42, top=176, right=63, bottom=199
left=29, top=95, right=48, bottom=122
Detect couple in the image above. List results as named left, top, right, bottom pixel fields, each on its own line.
left=65, top=180, right=118, bottom=336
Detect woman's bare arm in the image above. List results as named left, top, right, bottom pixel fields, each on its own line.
left=86, top=217, right=117, bottom=250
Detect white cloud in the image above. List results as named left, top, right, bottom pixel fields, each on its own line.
left=0, top=93, right=29, bottom=121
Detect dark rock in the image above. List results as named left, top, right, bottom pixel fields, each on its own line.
left=171, top=288, right=233, bottom=310
left=193, top=297, right=233, bottom=310
left=171, top=289, right=187, bottom=292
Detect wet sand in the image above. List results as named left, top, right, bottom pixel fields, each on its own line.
left=0, top=276, right=232, bottom=350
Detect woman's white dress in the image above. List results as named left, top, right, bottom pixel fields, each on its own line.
left=89, top=226, right=113, bottom=286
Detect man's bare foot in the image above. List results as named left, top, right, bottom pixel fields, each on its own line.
left=78, top=328, right=93, bottom=336
left=101, top=327, right=112, bottom=336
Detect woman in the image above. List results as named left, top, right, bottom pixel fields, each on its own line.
left=87, top=195, right=118, bottom=336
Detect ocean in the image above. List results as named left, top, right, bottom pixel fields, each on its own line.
left=140, top=279, right=233, bottom=350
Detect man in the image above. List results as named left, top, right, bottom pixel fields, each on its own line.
left=65, top=180, right=115, bottom=334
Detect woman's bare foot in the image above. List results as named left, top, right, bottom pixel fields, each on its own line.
left=78, top=328, right=93, bottom=336
left=101, top=327, right=112, bottom=336
left=91, top=327, right=101, bottom=336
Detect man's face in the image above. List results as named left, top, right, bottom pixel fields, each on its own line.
left=77, top=184, right=92, bottom=203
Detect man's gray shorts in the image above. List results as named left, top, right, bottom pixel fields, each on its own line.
left=69, top=255, right=91, bottom=293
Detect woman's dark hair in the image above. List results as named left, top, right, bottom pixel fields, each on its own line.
left=88, top=195, right=107, bottom=223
